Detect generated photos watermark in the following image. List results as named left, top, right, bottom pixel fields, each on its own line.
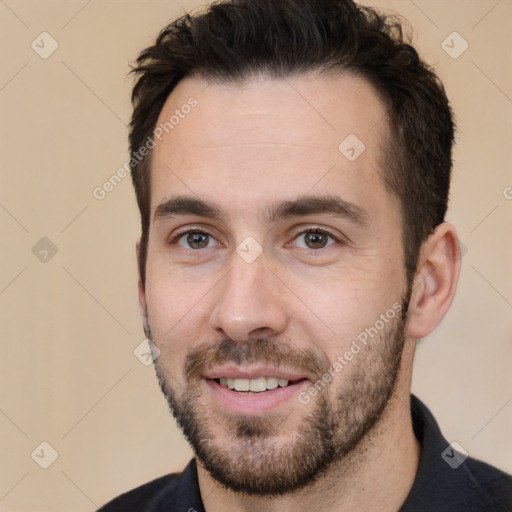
left=298, top=302, right=402, bottom=404
left=93, top=97, right=198, bottom=200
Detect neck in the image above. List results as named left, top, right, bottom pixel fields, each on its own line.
left=197, top=342, right=420, bottom=512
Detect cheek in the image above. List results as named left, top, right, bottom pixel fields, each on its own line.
left=288, top=262, right=403, bottom=354
left=144, top=268, right=207, bottom=364
left=145, top=245, right=211, bottom=317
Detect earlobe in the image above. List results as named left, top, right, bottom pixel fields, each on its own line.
left=407, top=223, right=462, bottom=339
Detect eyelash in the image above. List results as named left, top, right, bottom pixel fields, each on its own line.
left=169, top=226, right=340, bottom=249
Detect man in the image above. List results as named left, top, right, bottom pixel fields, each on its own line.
left=99, top=0, right=512, bottom=510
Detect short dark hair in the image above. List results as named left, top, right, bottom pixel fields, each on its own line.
left=130, top=0, right=454, bottom=286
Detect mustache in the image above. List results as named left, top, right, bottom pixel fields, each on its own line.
left=184, top=337, right=330, bottom=381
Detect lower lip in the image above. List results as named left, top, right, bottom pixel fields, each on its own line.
left=205, top=379, right=309, bottom=414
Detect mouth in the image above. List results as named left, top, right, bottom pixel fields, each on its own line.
left=203, top=367, right=311, bottom=414
left=212, top=376, right=304, bottom=394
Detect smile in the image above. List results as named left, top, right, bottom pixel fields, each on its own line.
left=205, top=375, right=309, bottom=414
left=214, top=376, right=296, bottom=392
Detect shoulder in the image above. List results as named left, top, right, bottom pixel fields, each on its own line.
left=97, top=472, right=181, bottom=511
left=460, top=456, right=512, bottom=511
left=404, top=395, right=512, bottom=512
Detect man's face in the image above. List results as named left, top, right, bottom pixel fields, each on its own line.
left=141, top=72, right=411, bottom=495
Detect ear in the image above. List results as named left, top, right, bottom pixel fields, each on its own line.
left=406, top=223, right=462, bottom=339
left=136, top=241, right=150, bottom=338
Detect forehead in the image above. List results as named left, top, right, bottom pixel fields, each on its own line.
left=150, top=72, right=395, bottom=224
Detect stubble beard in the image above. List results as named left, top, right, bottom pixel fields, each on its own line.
left=148, top=295, right=410, bottom=497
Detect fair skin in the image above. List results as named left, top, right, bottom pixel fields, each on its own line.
left=137, top=72, right=461, bottom=511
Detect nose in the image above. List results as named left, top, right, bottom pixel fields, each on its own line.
left=209, top=250, right=289, bottom=342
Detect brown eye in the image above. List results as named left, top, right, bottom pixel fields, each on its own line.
left=305, top=232, right=328, bottom=249
left=176, top=231, right=215, bottom=249
left=294, top=229, right=337, bottom=250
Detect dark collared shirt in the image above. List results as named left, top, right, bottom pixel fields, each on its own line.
left=98, top=395, right=512, bottom=511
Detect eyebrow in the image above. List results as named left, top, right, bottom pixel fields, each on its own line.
left=154, top=194, right=369, bottom=227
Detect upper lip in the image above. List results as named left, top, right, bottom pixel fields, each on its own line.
left=203, top=364, right=313, bottom=382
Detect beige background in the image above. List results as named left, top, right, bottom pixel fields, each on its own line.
left=0, top=0, right=511, bottom=510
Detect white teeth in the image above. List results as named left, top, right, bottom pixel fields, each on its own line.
left=249, top=377, right=266, bottom=392
left=218, top=377, right=292, bottom=391
left=265, top=377, right=279, bottom=390
left=234, top=379, right=250, bottom=391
